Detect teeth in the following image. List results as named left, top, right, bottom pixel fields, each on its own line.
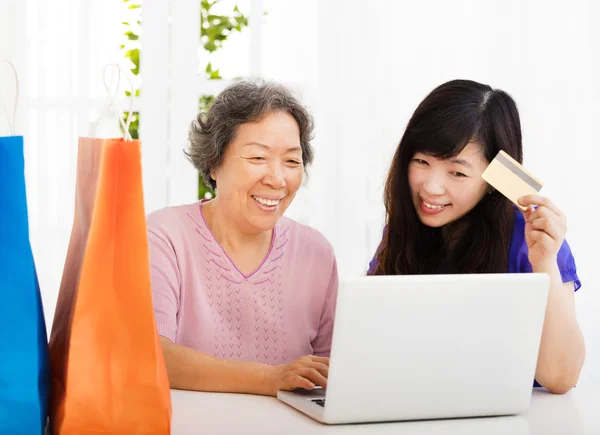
left=253, top=195, right=281, bottom=206
left=423, top=200, right=445, bottom=210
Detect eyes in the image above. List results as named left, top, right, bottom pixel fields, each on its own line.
left=411, top=158, right=468, bottom=178
left=248, top=156, right=302, bottom=166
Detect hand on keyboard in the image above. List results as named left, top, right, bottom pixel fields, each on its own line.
left=264, top=355, right=329, bottom=396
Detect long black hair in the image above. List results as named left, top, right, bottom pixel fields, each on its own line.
left=372, top=79, right=522, bottom=275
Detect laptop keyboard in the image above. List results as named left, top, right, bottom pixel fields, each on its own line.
left=311, top=399, right=326, bottom=407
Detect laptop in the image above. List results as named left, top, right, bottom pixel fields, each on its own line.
left=277, top=273, right=550, bottom=424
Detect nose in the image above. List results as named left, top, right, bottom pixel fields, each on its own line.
left=422, top=173, right=445, bottom=196
left=263, top=161, right=286, bottom=190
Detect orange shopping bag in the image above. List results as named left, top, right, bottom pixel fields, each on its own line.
left=52, top=137, right=171, bottom=434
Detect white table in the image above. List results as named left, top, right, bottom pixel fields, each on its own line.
left=171, top=388, right=600, bottom=434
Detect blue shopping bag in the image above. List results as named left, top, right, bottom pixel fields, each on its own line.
left=0, top=63, right=50, bottom=434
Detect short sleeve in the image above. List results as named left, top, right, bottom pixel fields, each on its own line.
left=510, top=211, right=581, bottom=291
left=555, top=239, right=581, bottom=291
left=148, top=224, right=182, bottom=342
left=311, top=256, right=339, bottom=357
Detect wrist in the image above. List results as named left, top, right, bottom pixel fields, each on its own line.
left=251, top=363, right=277, bottom=396
left=531, top=258, right=560, bottom=275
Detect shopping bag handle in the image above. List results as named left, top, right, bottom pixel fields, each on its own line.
left=90, top=63, right=135, bottom=141
left=0, top=59, right=19, bottom=136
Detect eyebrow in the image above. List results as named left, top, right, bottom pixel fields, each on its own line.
left=451, top=158, right=473, bottom=169
left=243, top=142, right=302, bottom=153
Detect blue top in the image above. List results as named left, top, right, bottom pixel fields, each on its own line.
left=366, top=208, right=581, bottom=389
left=367, top=209, right=581, bottom=289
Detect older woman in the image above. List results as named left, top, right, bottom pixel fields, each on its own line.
left=147, top=80, right=337, bottom=396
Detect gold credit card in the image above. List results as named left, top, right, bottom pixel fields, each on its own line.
left=481, top=150, right=544, bottom=211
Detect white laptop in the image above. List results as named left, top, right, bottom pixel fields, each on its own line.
left=278, top=273, right=550, bottom=424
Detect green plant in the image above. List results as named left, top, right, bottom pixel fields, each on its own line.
left=120, top=0, right=250, bottom=200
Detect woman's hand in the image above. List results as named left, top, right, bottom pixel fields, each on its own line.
left=263, top=355, right=329, bottom=396
left=518, top=194, right=567, bottom=270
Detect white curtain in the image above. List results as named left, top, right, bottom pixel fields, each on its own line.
left=0, top=0, right=126, bottom=329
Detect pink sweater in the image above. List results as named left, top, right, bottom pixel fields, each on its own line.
left=147, top=201, right=338, bottom=365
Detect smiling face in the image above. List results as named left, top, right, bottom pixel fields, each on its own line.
left=210, top=111, right=304, bottom=233
left=408, top=141, right=490, bottom=228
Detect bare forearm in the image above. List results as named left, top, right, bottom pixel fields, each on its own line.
left=160, top=338, right=273, bottom=395
left=533, top=265, right=585, bottom=394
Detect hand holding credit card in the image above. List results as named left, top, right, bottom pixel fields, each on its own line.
left=482, top=150, right=544, bottom=211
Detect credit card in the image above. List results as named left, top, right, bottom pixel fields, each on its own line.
left=481, top=150, right=544, bottom=210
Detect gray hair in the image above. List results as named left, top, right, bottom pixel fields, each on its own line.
left=186, top=79, right=315, bottom=190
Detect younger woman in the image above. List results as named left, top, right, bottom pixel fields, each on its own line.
left=368, top=79, right=585, bottom=394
